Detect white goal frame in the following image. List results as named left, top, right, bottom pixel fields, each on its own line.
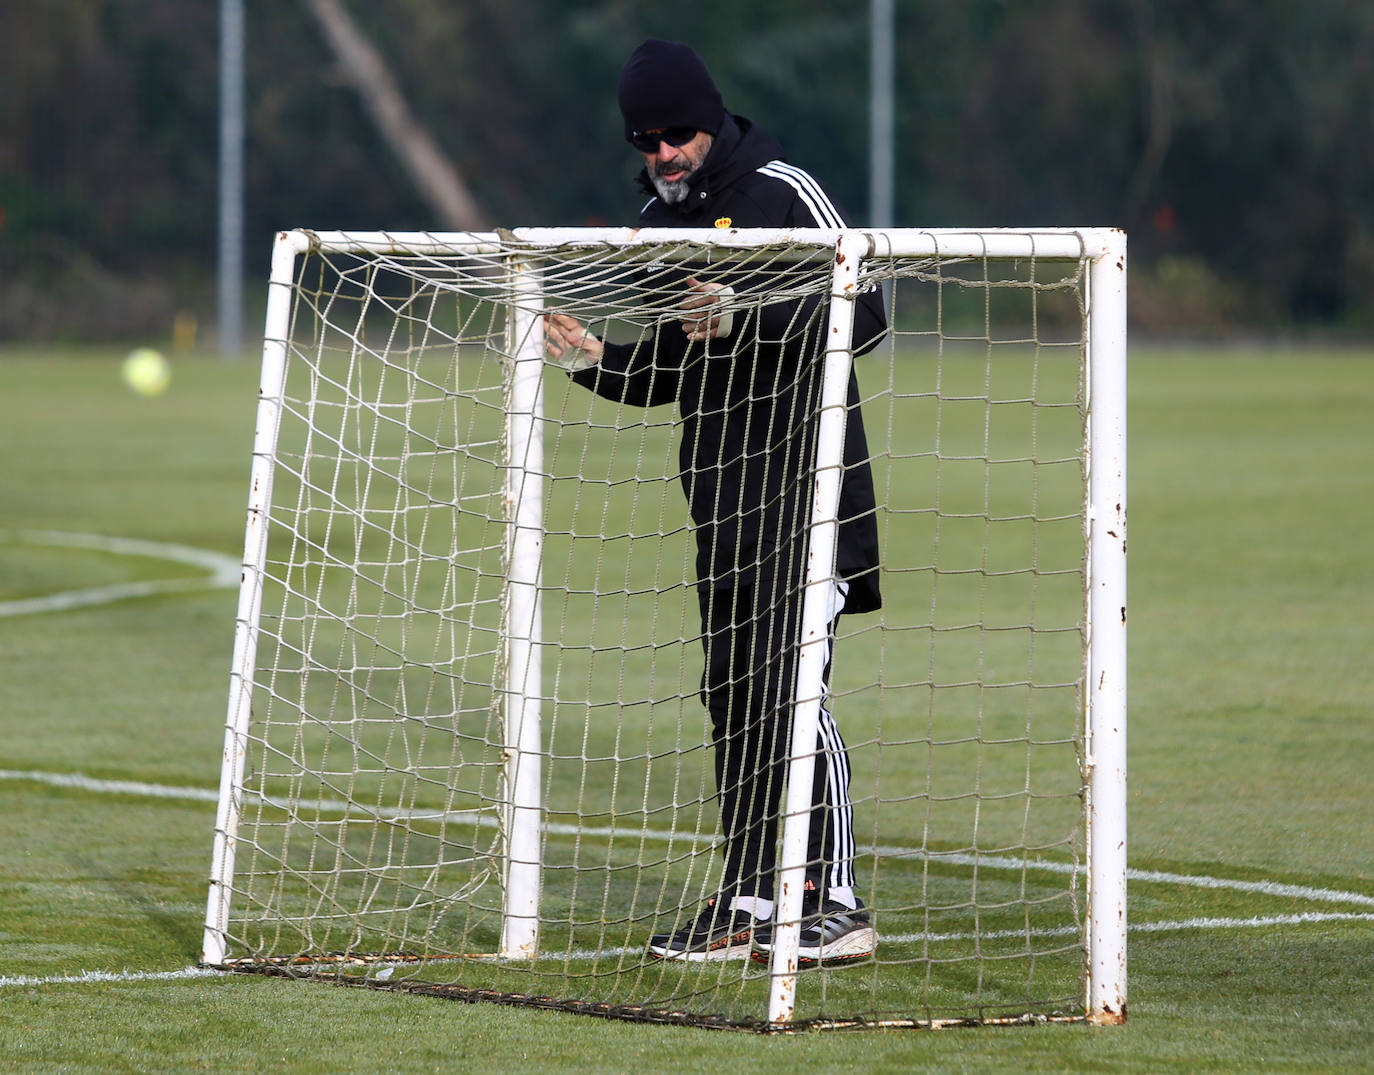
left=202, top=226, right=1127, bottom=1028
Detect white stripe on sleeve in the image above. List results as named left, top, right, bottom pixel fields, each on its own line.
left=757, top=160, right=846, bottom=228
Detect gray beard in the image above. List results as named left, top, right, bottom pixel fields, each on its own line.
left=651, top=174, right=691, bottom=204
left=649, top=135, right=711, bottom=204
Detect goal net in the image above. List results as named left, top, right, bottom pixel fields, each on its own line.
left=203, top=227, right=1127, bottom=1030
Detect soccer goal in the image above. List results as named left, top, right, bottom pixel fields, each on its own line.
left=202, top=226, right=1127, bottom=1030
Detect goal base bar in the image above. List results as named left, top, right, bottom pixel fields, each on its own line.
left=206, top=958, right=1089, bottom=1034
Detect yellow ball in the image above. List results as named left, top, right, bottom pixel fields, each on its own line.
left=122, top=348, right=171, bottom=397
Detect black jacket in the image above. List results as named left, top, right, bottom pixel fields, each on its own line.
left=572, top=114, right=884, bottom=613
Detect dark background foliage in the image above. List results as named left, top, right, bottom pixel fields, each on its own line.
left=2, top=0, right=1371, bottom=341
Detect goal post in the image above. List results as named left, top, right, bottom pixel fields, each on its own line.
left=498, top=251, right=547, bottom=959
left=202, top=226, right=1127, bottom=1030
left=202, top=228, right=308, bottom=967
left=1085, top=230, right=1128, bottom=1025
left=768, top=229, right=865, bottom=1023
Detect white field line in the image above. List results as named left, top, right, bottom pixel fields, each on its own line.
left=4, top=766, right=1373, bottom=913
left=6, top=911, right=1374, bottom=988
left=0, top=530, right=239, bottom=617
left=0, top=967, right=224, bottom=989
left=554, top=912, right=1374, bottom=962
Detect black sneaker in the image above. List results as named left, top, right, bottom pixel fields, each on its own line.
left=646, top=895, right=760, bottom=962
left=751, top=894, right=877, bottom=968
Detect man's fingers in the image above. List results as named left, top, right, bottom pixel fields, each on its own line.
left=682, top=314, right=720, bottom=340
left=678, top=280, right=735, bottom=342
left=682, top=278, right=722, bottom=306
left=543, top=311, right=603, bottom=366
left=544, top=313, right=579, bottom=357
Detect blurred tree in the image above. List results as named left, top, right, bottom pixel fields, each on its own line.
left=301, top=0, right=485, bottom=228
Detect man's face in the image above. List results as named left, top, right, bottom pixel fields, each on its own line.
left=639, top=129, right=714, bottom=205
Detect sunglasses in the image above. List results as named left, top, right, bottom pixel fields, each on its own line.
left=628, top=126, right=699, bottom=153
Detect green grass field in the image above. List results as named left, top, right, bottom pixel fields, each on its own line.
left=1, top=345, right=1372, bottom=1071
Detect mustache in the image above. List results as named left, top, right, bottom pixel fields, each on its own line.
left=654, top=158, right=695, bottom=178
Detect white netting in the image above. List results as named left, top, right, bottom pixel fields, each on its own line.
left=209, top=229, right=1094, bottom=1029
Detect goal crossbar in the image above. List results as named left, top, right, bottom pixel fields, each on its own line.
left=279, top=226, right=1118, bottom=263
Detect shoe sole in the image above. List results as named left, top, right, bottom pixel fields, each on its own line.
left=646, top=930, right=754, bottom=962
left=751, top=926, right=878, bottom=968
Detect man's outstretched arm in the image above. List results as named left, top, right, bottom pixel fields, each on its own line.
left=545, top=311, right=685, bottom=408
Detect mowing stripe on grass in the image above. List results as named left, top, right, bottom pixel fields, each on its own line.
left=4, top=767, right=1373, bottom=911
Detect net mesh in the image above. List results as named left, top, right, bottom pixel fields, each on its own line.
left=212, top=230, right=1090, bottom=1029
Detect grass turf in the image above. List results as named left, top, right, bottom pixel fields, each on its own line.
left=1, top=345, right=1371, bottom=1071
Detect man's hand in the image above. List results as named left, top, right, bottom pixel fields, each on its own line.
left=544, top=312, right=604, bottom=370
left=680, top=277, right=735, bottom=342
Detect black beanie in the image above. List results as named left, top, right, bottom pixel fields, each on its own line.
left=618, top=39, right=726, bottom=144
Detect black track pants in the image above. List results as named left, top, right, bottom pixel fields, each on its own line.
left=697, top=570, right=855, bottom=902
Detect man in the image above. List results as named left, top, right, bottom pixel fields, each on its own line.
left=545, top=38, right=885, bottom=968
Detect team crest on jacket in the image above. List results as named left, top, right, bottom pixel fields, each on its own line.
left=714, top=216, right=732, bottom=229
